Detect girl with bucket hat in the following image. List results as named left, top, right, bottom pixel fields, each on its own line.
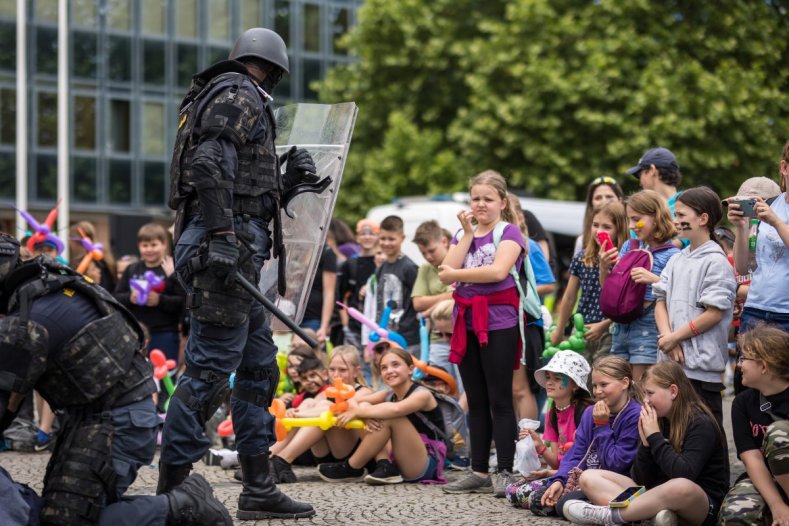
left=505, top=351, right=593, bottom=509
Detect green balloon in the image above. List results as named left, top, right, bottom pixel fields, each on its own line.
left=573, top=313, right=585, bottom=332
left=558, top=341, right=571, bottom=350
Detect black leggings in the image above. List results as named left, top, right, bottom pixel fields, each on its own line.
left=457, top=326, right=519, bottom=473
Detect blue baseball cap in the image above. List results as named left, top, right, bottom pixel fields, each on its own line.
left=626, top=147, right=679, bottom=177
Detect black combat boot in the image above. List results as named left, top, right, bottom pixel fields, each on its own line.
left=157, top=462, right=193, bottom=495
left=166, top=474, right=232, bottom=525
left=237, top=453, right=316, bottom=520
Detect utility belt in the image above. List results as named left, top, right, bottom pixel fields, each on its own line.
left=185, top=195, right=274, bottom=222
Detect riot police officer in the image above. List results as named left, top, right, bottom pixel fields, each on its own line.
left=161, top=27, right=316, bottom=519
left=0, top=232, right=232, bottom=526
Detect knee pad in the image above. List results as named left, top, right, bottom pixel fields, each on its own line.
left=231, top=367, right=279, bottom=408
left=172, top=367, right=230, bottom=425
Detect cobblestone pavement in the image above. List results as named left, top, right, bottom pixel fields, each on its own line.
left=2, top=397, right=742, bottom=525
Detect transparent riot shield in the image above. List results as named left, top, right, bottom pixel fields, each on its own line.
left=258, top=102, right=358, bottom=328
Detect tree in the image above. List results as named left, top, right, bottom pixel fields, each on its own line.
left=320, top=0, right=789, bottom=219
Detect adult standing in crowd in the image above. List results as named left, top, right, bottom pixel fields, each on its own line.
left=161, top=27, right=317, bottom=519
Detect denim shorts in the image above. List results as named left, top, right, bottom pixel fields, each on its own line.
left=403, top=454, right=438, bottom=483
left=610, top=306, right=659, bottom=365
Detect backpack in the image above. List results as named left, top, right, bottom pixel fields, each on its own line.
left=387, top=386, right=469, bottom=457
left=599, top=239, right=672, bottom=323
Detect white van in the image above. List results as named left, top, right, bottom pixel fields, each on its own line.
left=367, top=193, right=585, bottom=264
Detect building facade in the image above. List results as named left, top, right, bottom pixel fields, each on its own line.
left=0, top=0, right=359, bottom=248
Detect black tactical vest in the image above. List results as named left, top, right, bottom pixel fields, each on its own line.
left=5, top=258, right=154, bottom=410
left=169, top=62, right=279, bottom=215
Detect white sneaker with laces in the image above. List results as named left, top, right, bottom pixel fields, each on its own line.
left=563, top=499, right=616, bottom=526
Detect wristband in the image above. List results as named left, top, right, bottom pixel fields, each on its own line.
left=593, top=419, right=609, bottom=426
left=536, top=444, right=547, bottom=456
left=688, top=320, right=700, bottom=336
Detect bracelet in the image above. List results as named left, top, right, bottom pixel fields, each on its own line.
left=689, top=320, right=700, bottom=336
left=536, top=444, right=547, bottom=456
left=593, top=420, right=609, bottom=426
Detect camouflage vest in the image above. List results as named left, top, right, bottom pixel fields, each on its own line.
left=6, top=258, right=153, bottom=409
left=168, top=67, right=279, bottom=213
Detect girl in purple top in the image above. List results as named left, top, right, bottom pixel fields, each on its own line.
left=531, top=356, right=642, bottom=517
left=438, top=170, right=526, bottom=497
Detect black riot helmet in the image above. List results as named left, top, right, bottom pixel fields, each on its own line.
left=229, top=28, right=289, bottom=74
left=0, top=233, right=19, bottom=288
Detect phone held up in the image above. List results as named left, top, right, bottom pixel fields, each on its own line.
left=726, top=198, right=758, bottom=218
left=596, top=230, right=614, bottom=252
left=609, top=486, right=646, bottom=508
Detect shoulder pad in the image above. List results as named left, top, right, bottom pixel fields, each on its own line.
left=198, top=78, right=263, bottom=147
left=0, top=317, right=49, bottom=395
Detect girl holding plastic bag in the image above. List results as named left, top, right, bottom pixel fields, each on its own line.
left=506, top=351, right=593, bottom=509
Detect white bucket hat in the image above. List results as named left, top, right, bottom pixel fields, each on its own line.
left=534, top=350, right=591, bottom=393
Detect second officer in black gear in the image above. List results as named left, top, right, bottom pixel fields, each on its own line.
left=0, top=233, right=232, bottom=526
left=161, top=28, right=317, bottom=519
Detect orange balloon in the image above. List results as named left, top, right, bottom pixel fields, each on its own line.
left=218, top=418, right=234, bottom=438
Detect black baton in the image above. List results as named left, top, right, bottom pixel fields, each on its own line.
left=233, top=272, right=319, bottom=349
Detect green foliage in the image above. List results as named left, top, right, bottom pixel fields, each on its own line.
left=320, top=0, right=789, bottom=221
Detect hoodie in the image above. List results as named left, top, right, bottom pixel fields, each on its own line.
left=549, top=398, right=641, bottom=485
left=652, top=240, right=736, bottom=384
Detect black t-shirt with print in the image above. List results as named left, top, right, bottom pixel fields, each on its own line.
left=731, top=387, right=789, bottom=461
left=374, top=255, right=419, bottom=346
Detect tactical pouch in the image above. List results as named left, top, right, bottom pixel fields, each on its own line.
left=38, top=311, right=139, bottom=406
left=40, top=412, right=116, bottom=526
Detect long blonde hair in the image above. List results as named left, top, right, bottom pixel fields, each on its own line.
left=592, top=356, right=643, bottom=404
left=582, top=201, right=628, bottom=268
left=642, top=361, right=723, bottom=452
left=328, top=345, right=367, bottom=387
left=469, top=170, right=517, bottom=225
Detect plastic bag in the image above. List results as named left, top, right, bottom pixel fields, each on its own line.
left=514, top=418, right=541, bottom=475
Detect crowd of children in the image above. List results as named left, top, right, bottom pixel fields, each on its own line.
left=3, top=141, right=789, bottom=526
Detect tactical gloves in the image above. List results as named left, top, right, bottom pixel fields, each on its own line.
left=281, top=146, right=318, bottom=190
left=207, top=233, right=239, bottom=272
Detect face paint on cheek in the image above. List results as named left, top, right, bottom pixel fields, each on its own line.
left=679, top=222, right=692, bottom=231
left=560, top=376, right=570, bottom=389
left=635, top=220, right=645, bottom=229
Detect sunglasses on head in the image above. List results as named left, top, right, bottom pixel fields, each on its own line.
left=433, top=330, right=453, bottom=339
left=591, top=176, right=618, bottom=186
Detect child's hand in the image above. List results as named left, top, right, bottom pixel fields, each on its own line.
left=592, top=400, right=609, bottom=424
left=130, top=288, right=141, bottom=305
left=457, top=210, right=475, bottom=235
left=438, top=264, right=457, bottom=285
left=527, top=468, right=556, bottom=480
left=726, top=199, right=748, bottom=229
left=364, top=418, right=383, bottom=433
left=754, top=197, right=781, bottom=227
left=637, top=414, right=649, bottom=447
left=549, top=326, right=563, bottom=346
left=600, top=245, right=619, bottom=267
left=657, top=331, right=681, bottom=353
left=528, top=429, right=545, bottom=451
left=146, top=290, right=160, bottom=307
left=667, top=346, right=685, bottom=364
left=639, top=402, right=660, bottom=437
left=630, top=267, right=658, bottom=284
left=278, top=392, right=295, bottom=405
left=335, top=408, right=358, bottom=427
left=541, top=480, right=564, bottom=507
left=161, top=256, right=175, bottom=277
left=584, top=321, right=608, bottom=342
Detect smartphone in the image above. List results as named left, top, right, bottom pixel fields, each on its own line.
left=609, top=486, right=645, bottom=508
left=596, top=231, right=614, bottom=252
left=731, top=198, right=758, bottom=218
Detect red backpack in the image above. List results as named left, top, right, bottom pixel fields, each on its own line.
left=599, top=239, right=672, bottom=324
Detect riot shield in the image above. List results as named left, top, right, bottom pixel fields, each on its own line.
left=258, top=102, right=358, bottom=327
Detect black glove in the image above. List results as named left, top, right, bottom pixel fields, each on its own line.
left=206, top=233, right=239, bottom=272
left=281, top=146, right=319, bottom=189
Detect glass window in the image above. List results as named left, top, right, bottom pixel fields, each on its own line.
left=108, top=36, right=132, bottom=82
left=37, top=92, right=57, bottom=147
left=209, top=0, right=230, bottom=41
left=176, top=44, right=198, bottom=88
left=143, top=40, right=166, bottom=85
left=302, top=59, right=321, bottom=100
left=72, top=0, right=97, bottom=28
left=0, top=1, right=15, bottom=17
left=208, top=46, right=230, bottom=66
left=0, top=88, right=14, bottom=144
left=72, top=156, right=97, bottom=203
left=36, top=27, right=58, bottom=75
left=330, top=7, right=349, bottom=55
left=35, top=0, right=58, bottom=22
left=108, top=99, right=130, bottom=152
left=141, top=102, right=165, bottom=156
left=35, top=154, right=57, bottom=200
left=303, top=3, right=320, bottom=52
left=73, top=31, right=98, bottom=78
left=143, top=161, right=167, bottom=205
left=241, top=0, right=262, bottom=26
left=108, top=0, right=131, bottom=31
left=74, top=96, right=96, bottom=150
left=142, top=0, right=166, bottom=34
left=275, top=66, right=291, bottom=101
left=175, top=0, right=198, bottom=38
left=274, top=0, right=290, bottom=47
left=0, top=152, right=13, bottom=198
left=108, top=159, right=132, bottom=204
left=0, top=22, right=13, bottom=70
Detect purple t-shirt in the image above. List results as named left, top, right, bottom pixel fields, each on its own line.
left=451, top=223, right=526, bottom=330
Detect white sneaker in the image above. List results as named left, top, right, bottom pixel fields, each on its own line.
left=563, top=499, right=616, bottom=526
left=653, top=510, right=678, bottom=526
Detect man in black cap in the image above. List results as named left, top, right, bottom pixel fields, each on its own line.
left=161, top=26, right=316, bottom=519
left=625, top=147, right=683, bottom=215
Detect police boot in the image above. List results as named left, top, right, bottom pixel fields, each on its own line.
left=157, top=462, right=193, bottom=495
left=237, top=453, right=316, bottom=520
left=166, top=474, right=232, bottom=525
